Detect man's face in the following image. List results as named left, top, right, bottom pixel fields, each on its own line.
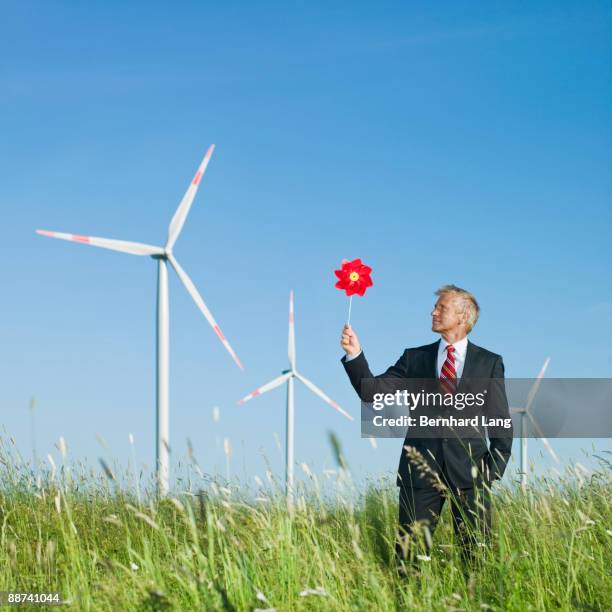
left=431, top=293, right=465, bottom=335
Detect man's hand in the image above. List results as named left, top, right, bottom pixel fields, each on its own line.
left=340, top=324, right=362, bottom=357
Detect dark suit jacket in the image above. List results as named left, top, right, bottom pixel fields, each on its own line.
left=342, top=340, right=513, bottom=490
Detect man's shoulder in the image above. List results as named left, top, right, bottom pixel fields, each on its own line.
left=404, top=341, right=439, bottom=355
left=468, top=341, right=503, bottom=362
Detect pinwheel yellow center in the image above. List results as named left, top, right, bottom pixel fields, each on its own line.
left=349, top=272, right=360, bottom=282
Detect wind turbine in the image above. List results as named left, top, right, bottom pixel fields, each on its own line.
left=237, top=291, right=353, bottom=507
left=36, top=145, right=243, bottom=497
left=510, top=357, right=560, bottom=490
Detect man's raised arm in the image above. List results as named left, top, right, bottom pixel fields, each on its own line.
left=340, top=324, right=410, bottom=402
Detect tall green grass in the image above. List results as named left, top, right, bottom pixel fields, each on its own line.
left=0, top=437, right=610, bottom=611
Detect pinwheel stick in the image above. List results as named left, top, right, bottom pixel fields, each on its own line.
left=334, top=257, right=373, bottom=326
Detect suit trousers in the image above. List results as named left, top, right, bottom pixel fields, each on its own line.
left=396, top=482, right=491, bottom=569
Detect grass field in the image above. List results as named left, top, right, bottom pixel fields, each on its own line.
left=0, top=438, right=610, bottom=611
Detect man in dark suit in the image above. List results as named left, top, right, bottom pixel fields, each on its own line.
left=340, top=285, right=512, bottom=572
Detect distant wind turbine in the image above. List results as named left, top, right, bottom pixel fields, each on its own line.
left=237, top=291, right=353, bottom=508
left=510, top=357, right=560, bottom=490
left=36, top=145, right=243, bottom=497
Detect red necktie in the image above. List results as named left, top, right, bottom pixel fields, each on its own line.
left=440, top=345, right=457, bottom=394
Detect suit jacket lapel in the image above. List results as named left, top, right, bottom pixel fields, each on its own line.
left=458, top=340, right=478, bottom=392
left=427, top=340, right=440, bottom=378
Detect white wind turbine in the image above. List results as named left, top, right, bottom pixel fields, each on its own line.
left=238, top=291, right=353, bottom=507
left=510, top=357, right=560, bottom=490
left=36, top=145, right=243, bottom=497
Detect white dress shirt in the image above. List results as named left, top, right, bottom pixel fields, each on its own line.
left=345, top=335, right=469, bottom=379
left=437, top=336, right=468, bottom=379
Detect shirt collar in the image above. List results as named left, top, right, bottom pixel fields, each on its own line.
left=439, top=335, right=468, bottom=359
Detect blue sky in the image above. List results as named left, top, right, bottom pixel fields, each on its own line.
left=1, top=1, right=610, bottom=491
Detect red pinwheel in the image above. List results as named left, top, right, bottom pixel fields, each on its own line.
left=334, top=258, right=373, bottom=296
left=334, top=258, right=373, bottom=324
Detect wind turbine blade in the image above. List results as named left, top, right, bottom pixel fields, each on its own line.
left=237, top=373, right=291, bottom=405
left=36, top=230, right=163, bottom=256
left=519, top=357, right=557, bottom=462
left=167, top=254, right=243, bottom=370
left=166, top=145, right=215, bottom=250
left=295, top=373, right=353, bottom=421
left=525, top=357, right=550, bottom=413
left=525, top=410, right=560, bottom=464
left=288, top=290, right=296, bottom=369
